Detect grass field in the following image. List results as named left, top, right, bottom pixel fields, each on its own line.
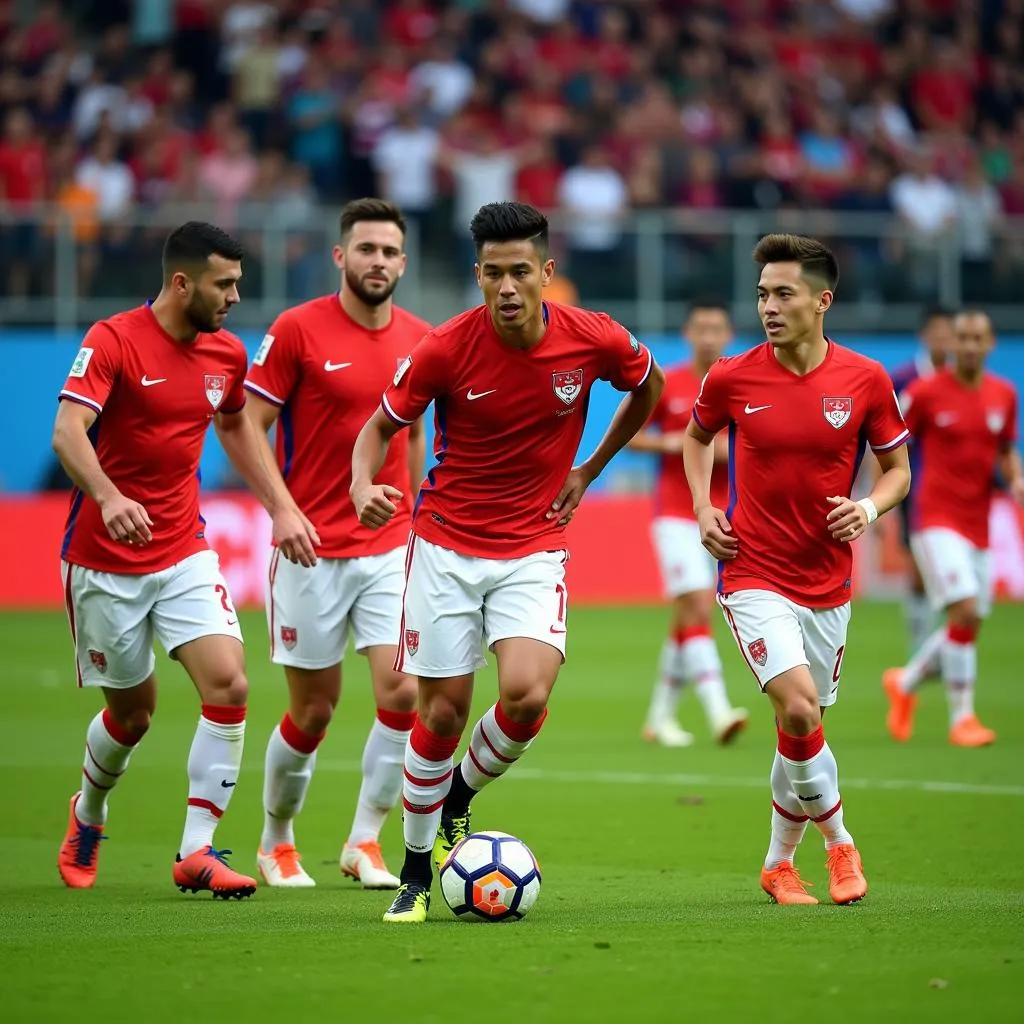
left=2, top=603, right=1022, bottom=1023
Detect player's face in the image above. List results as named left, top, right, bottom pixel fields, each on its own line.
left=684, top=308, right=731, bottom=366
left=921, top=315, right=954, bottom=366
left=475, top=239, right=554, bottom=332
left=953, top=312, right=993, bottom=378
left=334, top=221, right=406, bottom=307
left=757, top=262, right=831, bottom=347
left=184, top=256, right=242, bottom=332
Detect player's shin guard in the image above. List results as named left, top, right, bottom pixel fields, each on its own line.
left=180, top=704, right=246, bottom=858
left=261, top=713, right=324, bottom=851
left=402, top=721, right=461, bottom=879
left=459, top=702, right=548, bottom=793
left=77, top=708, right=147, bottom=826
left=765, top=749, right=809, bottom=868
left=942, top=623, right=978, bottom=726
left=348, top=708, right=416, bottom=845
left=777, top=725, right=853, bottom=849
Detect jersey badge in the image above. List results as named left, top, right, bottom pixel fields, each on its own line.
left=987, top=410, right=1005, bottom=434
left=280, top=626, right=298, bottom=650
left=747, top=637, right=768, bottom=667
left=69, top=347, right=94, bottom=378
left=553, top=369, right=584, bottom=406
left=823, top=396, right=853, bottom=429
left=205, top=374, right=227, bottom=410
left=628, top=332, right=641, bottom=355
left=253, top=334, right=274, bottom=366
left=394, top=356, right=412, bottom=386
left=405, top=629, right=420, bottom=656
left=88, top=649, right=108, bottom=673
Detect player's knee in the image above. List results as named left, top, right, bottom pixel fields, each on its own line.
left=419, top=693, right=469, bottom=736
left=380, top=672, right=417, bottom=713
left=205, top=668, right=249, bottom=708
left=293, top=694, right=334, bottom=736
left=500, top=685, right=550, bottom=725
left=947, top=601, right=980, bottom=634
left=778, top=695, right=821, bottom=736
left=114, top=708, right=153, bottom=738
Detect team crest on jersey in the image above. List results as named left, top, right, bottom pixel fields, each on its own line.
left=280, top=626, right=297, bottom=650
left=748, top=638, right=768, bottom=667
left=88, top=649, right=108, bottom=673
left=204, top=374, right=227, bottom=410
left=405, top=629, right=420, bottom=656
left=987, top=410, right=1005, bottom=434
left=822, top=396, right=853, bottom=429
left=552, top=369, right=584, bottom=406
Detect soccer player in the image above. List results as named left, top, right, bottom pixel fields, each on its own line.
left=628, top=301, right=748, bottom=747
left=244, top=199, right=431, bottom=889
left=683, top=234, right=910, bottom=906
left=350, top=201, right=664, bottom=923
left=886, top=306, right=954, bottom=661
left=883, top=311, right=1022, bottom=747
left=54, top=221, right=319, bottom=897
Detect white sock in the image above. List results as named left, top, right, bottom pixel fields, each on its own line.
left=347, top=710, right=415, bottom=846
left=78, top=709, right=145, bottom=827
left=261, top=714, right=322, bottom=852
left=942, top=628, right=977, bottom=727
left=765, top=750, right=808, bottom=868
left=778, top=726, right=854, bottom=849
left=645, top=638, right=684, bottom=727
left=402, top=721, right=460, bottom=855
left=905, top=590, right=935, bottom=656
left=180, top=705, right=246, bottom=859
left=899, top=627, right=946, bottom=693
left=459, top=703, right=545, bottom=793
left=681, top=632, right=733, bottom=726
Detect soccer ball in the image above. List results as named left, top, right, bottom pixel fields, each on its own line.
left=439, top=830, right=542, bottom=922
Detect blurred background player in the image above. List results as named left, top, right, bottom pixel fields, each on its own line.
left=884, top=310, right=1022, bottom=747
left=684, top=234, right=910, bottom=906
left=351, top=201, right=664, bottom=923
left=53, top=222, right=318, bottom=897
left=886, top=306, right=955, bottom=664
left=244, top=199, right=430, bottom=889
left=629, top=301, right=748, bottom=747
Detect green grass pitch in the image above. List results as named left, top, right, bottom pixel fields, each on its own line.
left=2, top=603, right=1022, bottom=1023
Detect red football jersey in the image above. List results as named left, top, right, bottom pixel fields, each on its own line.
left=903, top=369, right=1017, bottom=548
left=649, top=363, right=729, bottom=519
left=382, top=301, right=654, bottom=559
left=692, top=341, right=909, bottom=607
left=58, top=304, right=248, bottom=574
left=245, top=295, right=430, bottom=557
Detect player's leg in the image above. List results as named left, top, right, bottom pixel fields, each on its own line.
left=58, top=561, right=158, bottom=887
left=259, top=553, right=349, bottom=887
left=340, top=547, right=417, bottom=888
left=151, top=550, right=255, bottom=898
left=900, top=505, right=937, bottom=666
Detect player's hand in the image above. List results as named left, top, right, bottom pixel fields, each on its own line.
left=99, top=492, right=153, bottom=546
left=273, top=505, right=320, bottom=567
left=660, top=431, right=688, bottom=455
left=696, top=505, right=738, bottom=560
left=352, top=483, right=403, bottom=529
left=826, top=495, right=869, bottom=543
left=1010, top=477, right=1024, bottom=507
left=548, top=464, right=595, bottom=525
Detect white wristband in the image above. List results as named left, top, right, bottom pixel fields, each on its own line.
left=857, top=497, right=878, bottom=524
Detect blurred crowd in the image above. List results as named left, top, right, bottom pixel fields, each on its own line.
left=2, top=0, right=1024, bottom=307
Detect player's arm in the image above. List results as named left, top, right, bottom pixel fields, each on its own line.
left=407, top=415, right=426, bottom=499
left=351, top=406, right=407, bottom=528
left=998, top=445, right=1024, bottom=505
left=215, top=405, right=320, bottom=566
left=683, top=419, right=738, bottom=560
left=52, top=399, right=154, bottom=545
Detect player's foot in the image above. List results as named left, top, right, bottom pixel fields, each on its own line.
left=340, top=841, right=400, bottom=889
left=174, top=846, right=257, bottom=900
left=382, top=882, right=430, bottom=923
left=257, top=843, right=315, bottom=888
left=713, top=707, right=749, bottom=746
left=949, top=715, right=997, bottom=747
left=883, top=668, right=917, bottom=742
left=433, top=810, right=472, bottom=872
left=760, top=862, right=818, bottom=905
left=58, top=792, right=106, bottom=889
left=641, top=720, right=695, bottom=748
left=826, top=844, right=868, bottom=905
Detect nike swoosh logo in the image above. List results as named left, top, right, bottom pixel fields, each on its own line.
left=935, top=413, right=958, bottom=426
left=550, top=626, right=567, bottom=635
left=220, top=780, right=236, bottom=788
left=226, top=618, right=237, bottom=625
left=467, top=389, right=497, bottom=401
left=744, top=403, right=772, bottom=414
left=324, top=361, right=353, bottom=372
left=141, top=376, right=167, bottom=387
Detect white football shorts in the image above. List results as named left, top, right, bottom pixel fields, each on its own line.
left=266, top=545, right=406, bottom=669
left=396, top=536, right=569, bottom=678
left=910, top=527, right=991, bottom=616
left=650, top=516, right=717, bottom=597
left=61, top=549, right=243, bottom=689
left=717, top=588, right=851, bottom=707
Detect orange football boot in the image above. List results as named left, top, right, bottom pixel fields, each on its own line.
left=826, top=844, right=868, bottom=904
left=174, top=846, right=257, bottom=900
left=58, top=792, right=106, bottom=888
left=883, top=668, right=917, bottom=742
left=949, top=716, right=996, bottom=747
left=760, top=862, right=818, bottom=905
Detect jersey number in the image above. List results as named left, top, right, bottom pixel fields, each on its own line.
left=832, top=645, right=846, bottom=684
left=215, top=584, right=236, bottom=617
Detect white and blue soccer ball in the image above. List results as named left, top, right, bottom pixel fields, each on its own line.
left=439, top=830, right=542, bottom=922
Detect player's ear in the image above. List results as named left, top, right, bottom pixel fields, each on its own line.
left=541, top=258, right=555, bottom=287
left=474, top=260, right=483, bottom=290
left=396, top=251, right=407, bottom=279
left=817, top=290, right=833, bottom=314
left=331, top=244, right=345, bottom=271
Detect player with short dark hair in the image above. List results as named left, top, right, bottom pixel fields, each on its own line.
left=54, top=221, right=318, bottom=897
left=629, top=300, right=748, bottom=747
left=684, top=233, right=911, bottom=906
left=351, top=201, right=665, bottom=923
left=245, top=198, right=431, bottom=889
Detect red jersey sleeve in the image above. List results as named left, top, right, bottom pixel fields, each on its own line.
left=221, top=342, right=248, bottom=415
left=1001, top=386, right=1018, bottom=449
left=691, top=360, right=731, bottom=434
left=600, top=319, right=654, bottom=391
left=244, top=317, right=301, bottom=407
left=58, top=323, right=121, bottom=415
left=867, top=363, right=910, bottom=452
left=382, top=331, right=449, bottom=425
